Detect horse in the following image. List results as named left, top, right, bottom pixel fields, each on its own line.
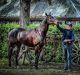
left=7, top=13, right=57, bottom=69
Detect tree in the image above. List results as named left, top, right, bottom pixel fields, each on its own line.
left=20, top=0, right=31, bottom=27
left=19, top=0, right=52, bottom=27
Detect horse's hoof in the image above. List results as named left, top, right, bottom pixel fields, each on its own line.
left=35, top=67, right=38, bottom=69
left=35, top=66, right=38, bottom=69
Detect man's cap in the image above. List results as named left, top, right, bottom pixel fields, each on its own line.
left=66, top=22, right=72, bottom=27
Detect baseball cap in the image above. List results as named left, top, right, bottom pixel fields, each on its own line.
left=67, top=22, right=72, bottom=27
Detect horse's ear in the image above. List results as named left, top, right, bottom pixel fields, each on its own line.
left=45, top=13, right=48, bottom=16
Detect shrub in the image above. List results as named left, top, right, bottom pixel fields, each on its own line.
left=0, top=22, right=80, bottom=64
left=0, top=23, right=19, bottom=58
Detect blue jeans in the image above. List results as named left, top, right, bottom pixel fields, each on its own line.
left=62, top=43, right=72, bottom=69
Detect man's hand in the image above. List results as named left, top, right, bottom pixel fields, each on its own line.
left=64, top=39, right=71, bottom=43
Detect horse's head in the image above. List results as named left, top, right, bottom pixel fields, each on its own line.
left=45, top=13, right=58, bottom=25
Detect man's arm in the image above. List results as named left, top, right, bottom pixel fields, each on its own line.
left=56, top=23, right=65, bottom=33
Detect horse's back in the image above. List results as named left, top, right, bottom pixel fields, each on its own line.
left=16, top=28, right=42, bottom=47
left=8, top=28, right=26, bottom=43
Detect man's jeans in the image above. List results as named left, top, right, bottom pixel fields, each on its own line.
left=62, top=42, right=72, bottom=69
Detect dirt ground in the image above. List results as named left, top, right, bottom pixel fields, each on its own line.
left=0, top=68, right=80, bottom=75
left=0, top=63, right=80, bottom=75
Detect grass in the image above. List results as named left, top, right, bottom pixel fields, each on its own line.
left=0, top=69, right=80, bottom=75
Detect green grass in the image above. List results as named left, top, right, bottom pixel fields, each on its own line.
left=0, top=69, right=80, bottom=75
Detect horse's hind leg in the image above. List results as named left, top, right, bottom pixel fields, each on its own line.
left=8, top=43, right=14, bottom=67
left=16, top=43, right=21, bottom=66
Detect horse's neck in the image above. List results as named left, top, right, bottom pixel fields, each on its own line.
left=40, top=18, right=49, bottom=36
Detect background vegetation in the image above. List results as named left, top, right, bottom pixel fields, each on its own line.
left=0, top=22, right=80, bottom=64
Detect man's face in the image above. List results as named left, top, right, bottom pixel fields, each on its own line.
left=66, top=25, right=72, bottom=30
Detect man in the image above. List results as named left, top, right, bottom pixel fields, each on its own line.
left=56, top=22, right=75, bottom=70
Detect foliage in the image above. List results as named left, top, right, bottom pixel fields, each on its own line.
left=0, top=22, right=80, bottom=64
left=0, top=23, right=19, bottom=58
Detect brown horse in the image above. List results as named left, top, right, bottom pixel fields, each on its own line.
left=8, top=13, right=57, bottom=68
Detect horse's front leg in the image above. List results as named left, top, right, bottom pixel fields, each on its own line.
left=35, top=42, right=44, bottom=69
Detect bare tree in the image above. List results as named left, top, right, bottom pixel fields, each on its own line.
left=20, top=0, right=31, bottom=27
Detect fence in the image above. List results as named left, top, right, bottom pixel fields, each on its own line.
left=18, top=32, right=80, bottom=66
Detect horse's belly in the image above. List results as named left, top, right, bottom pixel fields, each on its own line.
left=23, top=40, right=39, bottom=47
left=17, top=32, right=42, bottom=47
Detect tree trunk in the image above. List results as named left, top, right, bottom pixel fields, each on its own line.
left=20, top=0, right=31, bottom=28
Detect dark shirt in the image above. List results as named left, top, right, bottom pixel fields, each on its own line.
left=57, top=25, right=75, bottom=44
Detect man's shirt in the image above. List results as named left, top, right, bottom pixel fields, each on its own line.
left=57, top=25, right=75, bottom=44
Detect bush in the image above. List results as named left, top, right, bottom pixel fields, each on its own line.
left=0, top=22, right=80, bottom=63
left=0, top=23, right=19, bottom=58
